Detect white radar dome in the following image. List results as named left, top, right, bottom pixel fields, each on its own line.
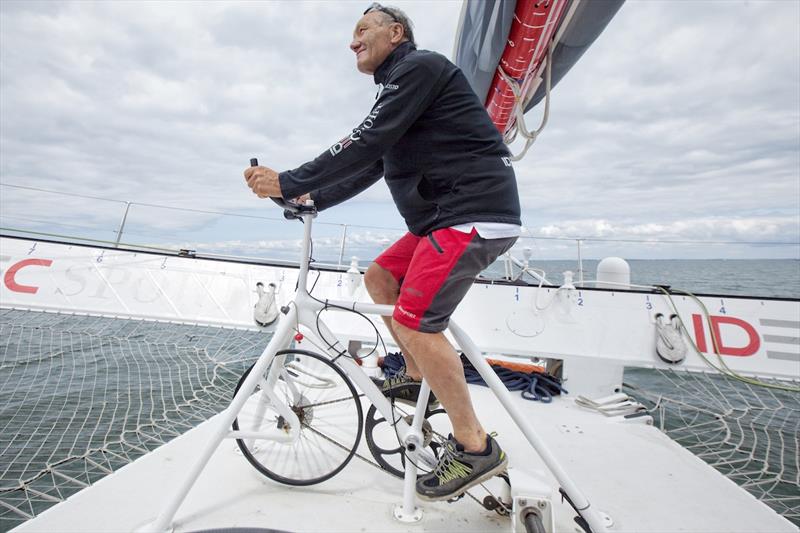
left=596, top=257, right=630, bottom=289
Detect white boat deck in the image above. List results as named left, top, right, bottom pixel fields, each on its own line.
left=13, top=384, right=796, bottom=533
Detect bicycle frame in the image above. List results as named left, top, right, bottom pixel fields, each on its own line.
left=142, top=208, right=608, bottom=533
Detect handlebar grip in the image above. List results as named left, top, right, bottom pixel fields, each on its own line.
left=248, top=157, right=313, bottom=219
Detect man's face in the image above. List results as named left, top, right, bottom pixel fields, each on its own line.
left=350, top=12, right=402, bottom=75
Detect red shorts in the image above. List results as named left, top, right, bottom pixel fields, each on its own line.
left=375, top=228, right=517, bottom=333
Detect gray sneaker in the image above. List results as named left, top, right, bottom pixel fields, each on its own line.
left=370, top=367, right=439, bottom=408
left=416, top=433, right=507, bottom=502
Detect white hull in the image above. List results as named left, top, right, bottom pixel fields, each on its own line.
left=11, top=386, right=796, bottom=533
left=2, top=235, right=798, bottom=532
left=2, top=236, right=797, bottom=387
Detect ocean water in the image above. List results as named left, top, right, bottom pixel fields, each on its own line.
left=492, top=258, right=800, bottom=299
left=0, top=259, right=798, bottom=530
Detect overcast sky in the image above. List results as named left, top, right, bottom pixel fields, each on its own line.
left=1, top=0, right=798, bottom=260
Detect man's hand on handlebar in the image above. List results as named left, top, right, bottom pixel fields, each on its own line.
left=245, top=160, right=311, bottom=214
left=244, top=164, right=282, bottom=199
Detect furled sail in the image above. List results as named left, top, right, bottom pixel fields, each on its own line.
left=453, top=0, right=624, bottom=157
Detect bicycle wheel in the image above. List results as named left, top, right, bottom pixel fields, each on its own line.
left=232, top=349, right=363, bottom=486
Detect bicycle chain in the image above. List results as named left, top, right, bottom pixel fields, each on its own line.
left=300, top=392, right=366, bottom=409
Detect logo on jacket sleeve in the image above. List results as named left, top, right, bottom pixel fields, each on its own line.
left=329, top=103, right=384, bottom=156
left=376, top=83, right=400, bottom=100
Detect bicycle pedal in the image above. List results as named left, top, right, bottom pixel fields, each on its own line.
left=446, top=492, right=467, bottom=503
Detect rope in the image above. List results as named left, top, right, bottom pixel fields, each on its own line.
left=498, top=40, right=554, bottom=161
left=655, top=287, right=800, bottom=393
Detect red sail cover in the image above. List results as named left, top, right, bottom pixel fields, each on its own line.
left=485, top=0, right=569, bottom=134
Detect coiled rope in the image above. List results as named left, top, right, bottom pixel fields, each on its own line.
left=381, top=352, right=566, bottom=403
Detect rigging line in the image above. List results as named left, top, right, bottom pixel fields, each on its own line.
left=0, top=183, right=282, bottom=223
left=0, top=215, right=191, bottom=243
left=0, top=227, right=177, bottom=253
left=1, top=182, right=395, bottom=230
left=0, top=183, right=128, bottom=204
left=120, top=202, right=284, bottom=221
left=0, top=214, right=120, bottom=233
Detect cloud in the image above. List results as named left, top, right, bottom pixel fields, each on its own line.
left=508, top=0, right=799, bottom=252
left=0, top=0, right=797, bottom=259
left=536, top=215, right=799, bottom=242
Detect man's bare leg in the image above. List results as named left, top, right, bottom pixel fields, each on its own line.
left=391, top=321, right=486, bottom=453
left=364, top=263, right=423, bottom=379
left=365, top=262, right=486, bottom=452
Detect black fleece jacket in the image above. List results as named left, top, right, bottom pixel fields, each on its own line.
left=278, top=42, right=521, bottom=236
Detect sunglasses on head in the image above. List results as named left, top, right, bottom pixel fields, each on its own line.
left=363, top=3, right=399, bottom=23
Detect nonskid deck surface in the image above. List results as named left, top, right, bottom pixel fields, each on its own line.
left=12, top=385, right=796, bottom=533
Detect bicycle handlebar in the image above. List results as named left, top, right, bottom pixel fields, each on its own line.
left=250, top=158, right=316, bottom=219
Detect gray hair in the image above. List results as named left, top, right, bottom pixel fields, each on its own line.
left=368, top=4, right=416, bottom=46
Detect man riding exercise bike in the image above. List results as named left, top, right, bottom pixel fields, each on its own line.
left=244, top=3, right=521, bottom=502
